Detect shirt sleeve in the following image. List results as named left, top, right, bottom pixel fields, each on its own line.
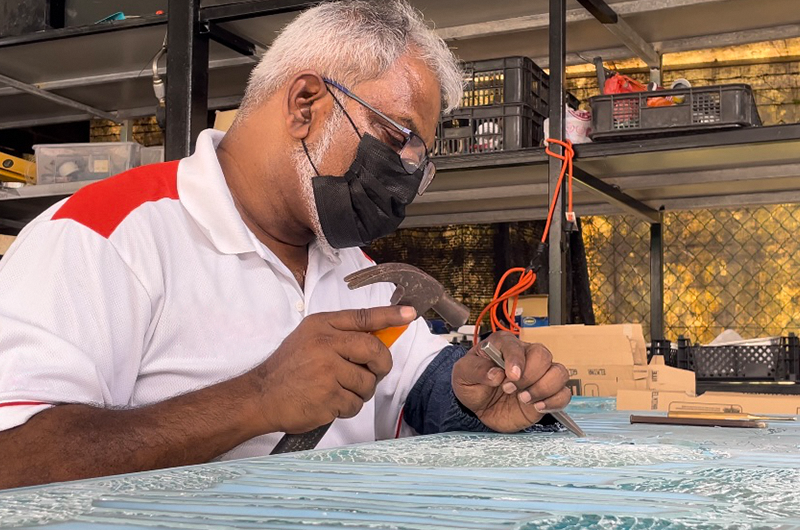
left=0, top=218, right=152, bottom=432
left=372, top=313, right=450, bottom=440
left=402, top=345, right=493, bottom=435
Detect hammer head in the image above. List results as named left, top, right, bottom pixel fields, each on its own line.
left=345, top=263, right=470, bottom=328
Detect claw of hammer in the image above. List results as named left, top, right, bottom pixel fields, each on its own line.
left=345, top=263, right=470, bottom=328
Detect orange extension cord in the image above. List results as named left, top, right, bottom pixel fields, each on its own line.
left=473, top=138, right=575, bottom=346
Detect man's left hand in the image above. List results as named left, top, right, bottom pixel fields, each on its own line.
left=452, top=331, right=571, bottom=433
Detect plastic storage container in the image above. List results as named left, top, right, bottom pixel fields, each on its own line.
left=33, top=142, right=141, bottom=184
left=589, top=84, right=761, bottom=141
left=141, top=146, right=165, bottom=166
left=670, top=334, right=800, bottom=382
left=461, top=56, right=549, bottom=117
left=434, top=104, right=543, bottom=156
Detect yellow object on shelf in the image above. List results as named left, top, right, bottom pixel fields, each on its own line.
left=0, top=152, right=36, bottom=184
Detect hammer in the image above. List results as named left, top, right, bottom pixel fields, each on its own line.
left=270, top=263, right=469, bottom=454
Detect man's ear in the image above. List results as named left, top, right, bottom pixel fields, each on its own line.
left=284, top=71, right=328, bottom=140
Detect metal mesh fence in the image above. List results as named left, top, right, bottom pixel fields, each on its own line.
left=583, top=205, right=800, bottom=343
left=365, top=221, right=597, bottom=324
left=366, top=225, right=498, bottom=319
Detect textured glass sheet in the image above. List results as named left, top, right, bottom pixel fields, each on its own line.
left=2, top=397, right=800, bottom=529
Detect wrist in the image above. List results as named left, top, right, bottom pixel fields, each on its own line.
left=230, top=369, right=280, bottom=438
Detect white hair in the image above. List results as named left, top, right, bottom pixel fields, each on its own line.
left=237, top=0, right=462, bottom=120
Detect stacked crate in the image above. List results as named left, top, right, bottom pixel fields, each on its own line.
left=435, top=57, right=550, bottom=157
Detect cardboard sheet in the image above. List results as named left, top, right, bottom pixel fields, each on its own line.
left=521, top=323, right=648, bottom=366
left=617, top=388, right=800, bottom=415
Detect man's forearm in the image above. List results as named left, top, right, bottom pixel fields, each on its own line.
left=0, top=372, right=265, bottom=490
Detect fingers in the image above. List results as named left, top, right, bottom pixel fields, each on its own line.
left=514, top=342, right=554, bottom=389
left=532, top=387, right=572, bottom=412
left=454, top=352, right=506, bottom=387
left=334, top=358, right=378, bottom=402
left=333, top=388, right=366, bottom=419
left=335, top=331, right=393, bottom=380
left=326, top=306, right=417, bottom=333
left=516, top=363, right=571, bottom=409
left=482, top=331, right=526, bottom=381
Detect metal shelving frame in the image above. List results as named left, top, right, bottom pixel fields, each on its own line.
left=2, top=0, right=800, bottom=342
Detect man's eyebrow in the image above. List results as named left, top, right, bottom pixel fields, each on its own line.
left=378, top=112, right=422, bottom=138
left=397, top=116, right=423, bottom=137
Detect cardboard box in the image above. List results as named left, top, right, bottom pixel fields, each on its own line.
left=565, top=357, right=696, bottom=397
left=516, top=295, right=548, bottom=318
left=0, top=235, right=15, bottom=255
left=617, top=388, right=800, bottom=415
left=521, top=323, right=648, bottom=366
left=214, top=109, right=238, bottom=132
left=521, top=324, right=695, bottom=397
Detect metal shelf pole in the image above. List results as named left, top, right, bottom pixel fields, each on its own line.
left=165, top=0, right=209, bottom=160
left=548, top=0, right=569, bottom=325
left=650, top=212, right=665, bottom=341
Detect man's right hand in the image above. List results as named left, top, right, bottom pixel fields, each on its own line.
left=246, top=305, right=417, bottom=435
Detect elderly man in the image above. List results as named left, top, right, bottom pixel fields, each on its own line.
left=0, top=0, right=570, bottom=489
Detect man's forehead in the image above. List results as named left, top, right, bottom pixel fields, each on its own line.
left=352, top=56, right=441, bottom=145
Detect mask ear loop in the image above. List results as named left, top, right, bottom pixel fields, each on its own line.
left=301, top=139, right=321, bottom=177
left=302, top=83, right=363, bottom=177
left=326, top=85, right=362, bottom=139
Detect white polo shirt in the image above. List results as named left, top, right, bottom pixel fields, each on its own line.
left=0, top=129, right=448, bottom=459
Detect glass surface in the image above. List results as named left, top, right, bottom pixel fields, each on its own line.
left=2, top=397, right=799, bottom=529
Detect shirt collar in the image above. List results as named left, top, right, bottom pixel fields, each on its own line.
left=177, top=129, right=256, bottom=255
left=177, top=129, right=343, bottom=276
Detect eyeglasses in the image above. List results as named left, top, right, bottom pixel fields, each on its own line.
left=323, top=78, right=436, bottom=195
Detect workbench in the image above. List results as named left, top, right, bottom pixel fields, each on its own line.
left=2, top=397, right=799, bottom=529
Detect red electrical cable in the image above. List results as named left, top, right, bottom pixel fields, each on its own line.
left=473, top=139, right=575, bottom=346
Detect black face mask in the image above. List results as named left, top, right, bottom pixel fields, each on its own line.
left=309, top=133, right=423, bottom=249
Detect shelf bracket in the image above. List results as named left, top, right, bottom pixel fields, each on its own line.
left=572, top=165, right=661, bottom=224
left=200, top=0, right=317, bottom=23
left=205, top=22, right=258, bottom=57
left=576, top=0, right=661, bottom=74
left=0, top=71, right=119, bottom=123
left=0, top=217, right=27, bottom=231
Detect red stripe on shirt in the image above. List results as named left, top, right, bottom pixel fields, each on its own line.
left=0, top=401, right=49, bottom=407
left=394, top=408, right=405, bottom=438
left=52, top=160, right=180, bottom=238
left=361, top=250, right=375, bottom=263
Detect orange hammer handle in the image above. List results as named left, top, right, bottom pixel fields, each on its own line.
left=372, top=325, right=410, bottom=347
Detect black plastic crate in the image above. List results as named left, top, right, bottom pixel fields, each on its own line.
left=589, top=84, right=761, bottom=141
left=461, top=57, right=550, bottom=117
left=647, top=339, right=677, bottom=364
left=673, top=334, right=800, bottom=382
left=434, top=104, right=543, bottom=157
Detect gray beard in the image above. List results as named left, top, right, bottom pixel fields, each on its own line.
left=292, top=108, right=344, bottom=261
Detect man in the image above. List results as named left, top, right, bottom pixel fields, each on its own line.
left=0, top=0, right=570, bottom=489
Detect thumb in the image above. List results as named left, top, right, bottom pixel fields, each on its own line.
left=328, top=305, right=417, bottom=332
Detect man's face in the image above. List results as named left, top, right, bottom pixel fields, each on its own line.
left=292, top=53, right=442, bottom=251
left=313, top=54, right=441, bottom=177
